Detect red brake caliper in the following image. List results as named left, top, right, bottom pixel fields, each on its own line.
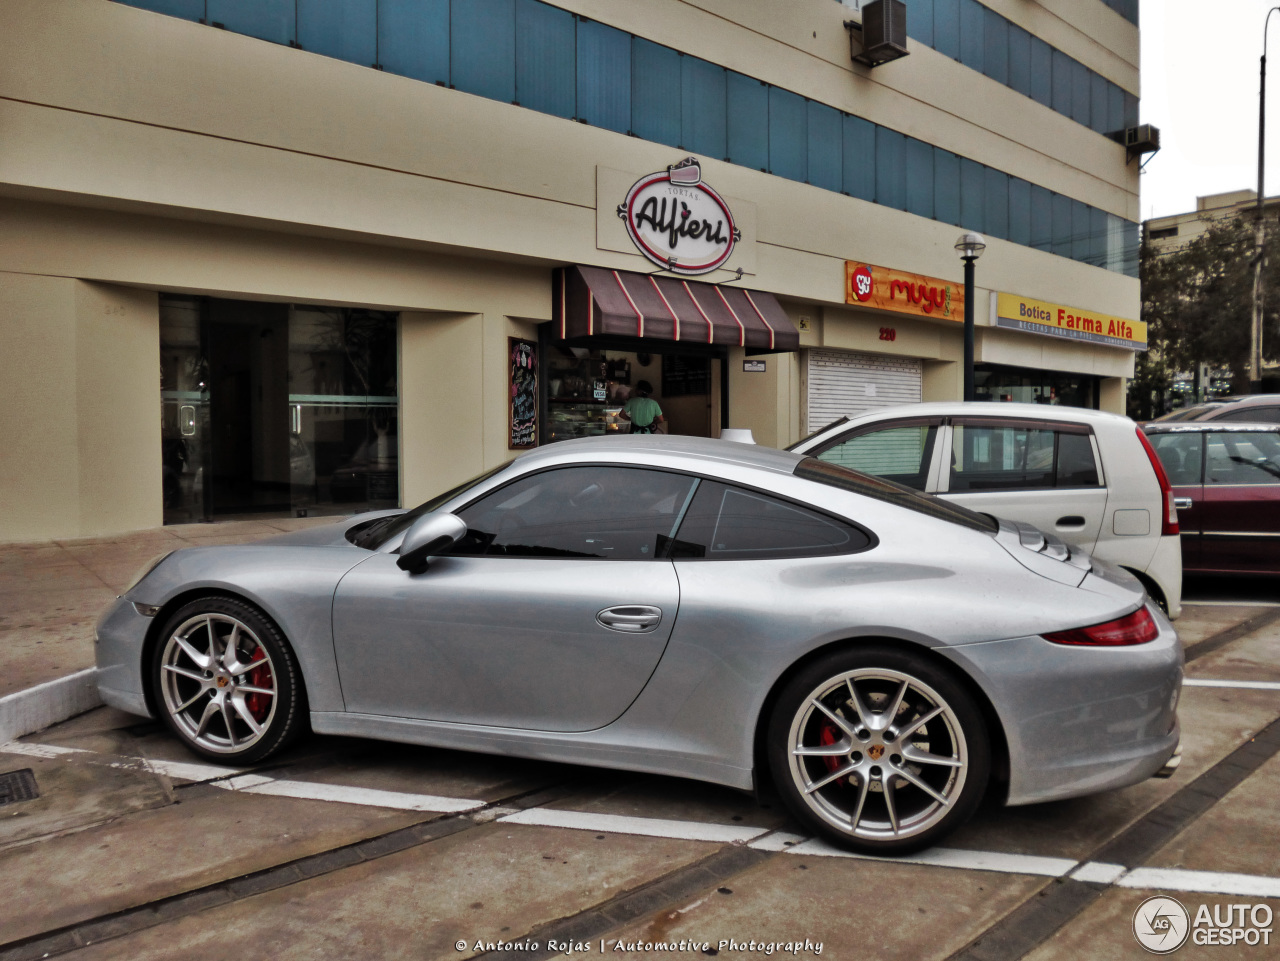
left=818, top=721, right=846, bottom=784
left=245, top=649, right=272, bottom=722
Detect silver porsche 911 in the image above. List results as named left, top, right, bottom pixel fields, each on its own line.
left=96, top=435, right=1182, bottom=854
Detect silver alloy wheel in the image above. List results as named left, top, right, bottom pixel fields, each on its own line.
left=158, top=612, right=278, bottom=755
left=785, top=667, right=968, bottom=842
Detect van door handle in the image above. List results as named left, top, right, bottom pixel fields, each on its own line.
left=1173, top=497, right=1193, bottom=510
left=597, top=606, right=663, bottom=633
left=1055, top=516, right=1086, bottom=528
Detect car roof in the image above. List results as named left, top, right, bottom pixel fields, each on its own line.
left=1144, top=421, right=1280, bottom=433
left=514, top=433, right=806, bottom=473
left=816, top=401, right=1134, bottom=428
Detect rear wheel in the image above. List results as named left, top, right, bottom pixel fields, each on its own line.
left=767, top=646, right=990, bottom=854
left=152, top=597, right=307, bottom=764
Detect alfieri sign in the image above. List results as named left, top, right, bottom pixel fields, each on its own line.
left=618, top=158, right=741, bottom=276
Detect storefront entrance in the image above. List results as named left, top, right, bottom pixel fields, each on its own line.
left=160, top=296, right=399, bottom=524
left=974, top=364, right=1099, bottom=408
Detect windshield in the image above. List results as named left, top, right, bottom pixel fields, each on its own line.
left=794, top=457, right=998, bottom=534
left=347, top=460, right=516, bottom=550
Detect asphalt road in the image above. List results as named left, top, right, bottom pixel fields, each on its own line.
left=1, top=596, right=1278, bottom=961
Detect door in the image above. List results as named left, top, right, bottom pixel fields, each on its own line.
left=1146, top=430, right=1203, bottom=571
left=332, top=465, right=697, bottom=731
left=939, top=419, right=1107, bottom=550
left=806, top=349, right=923, bottom=434
left=1198, top=430, right=1280, bottom=573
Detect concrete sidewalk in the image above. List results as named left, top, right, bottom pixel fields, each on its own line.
left=0, top=516, right=337, bottom=703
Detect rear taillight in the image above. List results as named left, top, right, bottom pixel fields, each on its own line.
left=1043, top=607, right=1160, bottom=646
left=1136, top=427, right=1179, bottom=536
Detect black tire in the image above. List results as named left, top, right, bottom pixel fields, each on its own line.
left=151, top=596, right=308, bottom=764
left=767, top=644, right=990, bottom=855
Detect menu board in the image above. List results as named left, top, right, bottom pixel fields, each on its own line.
left=509, top=338, right=538, bottom=449
left=662, top=354, right=710, bottom=397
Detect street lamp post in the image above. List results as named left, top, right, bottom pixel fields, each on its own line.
left=955, top=232, right=986, bottom=402
left=1253, top=8, right=1280, bottom=394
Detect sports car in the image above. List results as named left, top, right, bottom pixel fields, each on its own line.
left=96, top=435, right=1182, bottom=854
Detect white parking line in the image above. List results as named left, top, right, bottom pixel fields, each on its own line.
left=1182, top=600, right=1280, bottom=608
left=499, top=808, right=769, bottom=844
left=0, top=741, right=90, bottom=759
left=124, top=757, right=247, bottom=781
left=221, top=777, right=485, bottom=813
left=1116, top=867, right=1280, bottom=899
left=762, top=837, right=1078, bottom=878
left=1184, top=678, right=1280, bottom=691
left=1069, top=861, right=1128, bottom=885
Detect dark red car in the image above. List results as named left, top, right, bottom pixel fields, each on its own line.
left=1143, top=423, right=1280, bottom=575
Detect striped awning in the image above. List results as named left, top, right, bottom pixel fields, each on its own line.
left=554, top=266, right=800, bottom=351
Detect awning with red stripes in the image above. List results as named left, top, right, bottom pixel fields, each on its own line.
left=553, top=266, right=800, bottom=351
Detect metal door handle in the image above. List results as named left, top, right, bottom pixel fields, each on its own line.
left=1055, top=516, right=1086, bottom=528
left=597, top=606, right=663, bottom=633
left=1173, top=497, right=1193, bottom=510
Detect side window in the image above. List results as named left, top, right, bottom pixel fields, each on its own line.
left=949, top=423, right=1100, bottom=492
left=1149, top=433, right=1204, bottom=487
left=1206, top=432, right=1280, bottom=486
left=1055, top=431, right=1100, bottom=487
left=451, top=466, right=697, bottom=559
left=669, top=482, right=870, bottom=560
left=813, top=423, right=938, bottom=491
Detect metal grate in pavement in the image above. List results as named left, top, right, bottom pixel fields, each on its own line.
left=0, top=769, right=38, bottom=806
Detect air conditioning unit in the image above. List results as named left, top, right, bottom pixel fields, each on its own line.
left=1123, top=124, right=1161, bottom=160
left=849, top=0, right=909, bottom=68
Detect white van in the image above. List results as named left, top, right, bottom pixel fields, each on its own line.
left=790, top=402, right=1183, bottom=618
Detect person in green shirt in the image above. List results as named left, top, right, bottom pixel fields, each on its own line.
left=619, top=380, right=665, bottom=434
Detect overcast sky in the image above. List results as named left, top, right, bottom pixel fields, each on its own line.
left=1139, top=0, right=1280, bottom=219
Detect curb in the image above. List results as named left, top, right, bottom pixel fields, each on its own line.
left=0, top=669, right=103, bottom=743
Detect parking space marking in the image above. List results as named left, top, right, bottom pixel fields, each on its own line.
left=1182, top=600, right=1280, bottom=609
left=764, top=837, right=1079, bottom=877
left=1116, top=866, right=1280, bottom=899
left=213, top=774, right=486, bottom=813
left=0, top=741, right=89, bottom=759
left=499, top=807, right=770, bottom=844
left=1184, top=678, right=1280, bottom=691
left=116, top=757, right=247, bottom=781
left=1068, top=861, right=1127, bottom=884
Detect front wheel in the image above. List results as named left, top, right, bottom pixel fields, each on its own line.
left=152, top=596, right=307, bottom=764
left=767, top=646, right=990, bottom=855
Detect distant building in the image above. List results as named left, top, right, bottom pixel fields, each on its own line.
left=1145, top=190, right=1280, bottom=254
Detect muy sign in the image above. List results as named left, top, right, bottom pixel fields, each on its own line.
left=618, top=158, right=740, bottom=276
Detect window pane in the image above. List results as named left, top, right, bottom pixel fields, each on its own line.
left=984, top=167, right=1008, bottom=240
left=127, top=0, right=204, bottom=20
left=208, top=0, right=294, bottom=45
left=1051, top=48, right=1072, bottom=117
left=632, top=38, right=681, bottom=146
left=727, top=72, right=769, bottom=171
left=817, top=425, right=938, bottom=490
left=516, top=0, right=575, bottom=118
left=906, top=138, right=934, bottom=219
left=682, top=57, right=728, bottom=159
left=959, top=0, right=984, bottom=73
left=807, top=101, right=842, bottom=191
left=769, top=87, right=807, bottom=182
left=1072, top=60, right=1091, bottom=126
left=1149, top=433, right=1203, bottom=487
left=843, top=114, right=876, bottom=201
left=949, top=425, right=1056, bottom=491
left=934, top=149, right=960, bottom=225
left=298, top=0, right=374, bottom=65
left=1051, top=192, right=1073, bottom=257
left=1031, top=185, right=1053, bottom=251
left=1057, top=432, right=1101, bottom=487
left=577, top=19, right=631, bottom=133
left=1008, top=23, right=1031, bottom=96
left=1072, top=199, right=1090, bottom=261
left=1087, top=206, right=1107, bottom=266
left=983, top=8, right=1008, bottom=85
left=1123, top=220, right=1140, bottom=276
left=1206, top=432, right=1280, bottom=486
left=933, top=0, right=959, bottom=59
left=876, top=127, right=907, bottom=210
left=455, top=466, right=698, bottom=559
left=452, top=0, right=516, bottom=103
left=1030, top=36, right=1053, bottom=107
left=908, top=0, right=934, bottom=47
left=1090, top=70, right=1109, bottom=133
left=670, top=482, right=866, bottom=559
left=1008, top=177, right=1031, bottom=246
left=1124, top=91, right=1139, bottom=127
left=1108, top=82, right=1125, bottom=133
left=960, top=158, right=985, bottom=233
left=379, top=0, right=449, bottom=85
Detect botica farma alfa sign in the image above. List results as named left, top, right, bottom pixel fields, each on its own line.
left=617, top=158, right=741, bottom=276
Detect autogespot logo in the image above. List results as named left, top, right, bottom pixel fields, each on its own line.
left=1133, top=896, right=1191, bottom=954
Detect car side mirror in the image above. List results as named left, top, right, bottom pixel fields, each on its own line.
left=396, top=512, right=467, bottom=574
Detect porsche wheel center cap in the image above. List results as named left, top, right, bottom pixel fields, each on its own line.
left=868, top=745, right=885, bottom=761
left=215, top=675, right=229, bottom=688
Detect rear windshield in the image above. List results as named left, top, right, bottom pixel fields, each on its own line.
left=795, top=457, right=999, bottom=534
left=1150, top=405, right=1218, bottom=422
left=348, top=461, right=516, bottom=550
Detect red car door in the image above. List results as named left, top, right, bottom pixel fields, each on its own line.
left=1198, top=429, right=1280, bottom=574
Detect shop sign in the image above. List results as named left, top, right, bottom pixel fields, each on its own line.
left=509, top=338, right=538, bottom=449
left=618, top=158, right=741, bottom=276
left=743, top=360, right=767, bottom=372
left=845, top=263, right=963, bottom=322
left=996, top=293, right=1147, bottom=351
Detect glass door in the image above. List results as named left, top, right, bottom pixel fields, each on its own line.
left=160, top=298, right=211, bottom=524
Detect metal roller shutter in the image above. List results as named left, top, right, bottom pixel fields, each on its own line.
left=806, top=349, right=923, bottom=434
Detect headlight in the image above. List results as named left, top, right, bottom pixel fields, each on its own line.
left=123, top=551, right=175, bottom=595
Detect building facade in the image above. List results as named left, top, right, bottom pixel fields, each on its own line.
left=0, top=0, right=1142, bottom=542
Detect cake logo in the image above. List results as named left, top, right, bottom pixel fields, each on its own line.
left=617, top=158, right=741, bottom=276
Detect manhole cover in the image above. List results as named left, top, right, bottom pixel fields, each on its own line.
left=0, top=769, right=39, bottom=806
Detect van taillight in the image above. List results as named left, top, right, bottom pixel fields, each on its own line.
left=1043, top=608, right=1160, bottom=646
left=1136, top=428, right=1179, bottom=537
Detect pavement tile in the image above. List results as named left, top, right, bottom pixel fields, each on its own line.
left=1186, top=620, right=1280, bottom=684
left=66, top=823, right=719, bottom=961
left=545, top=770, right=790, bottom=830
left=1176, top=606, right=1260, bottom=648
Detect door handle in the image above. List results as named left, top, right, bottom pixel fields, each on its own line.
left=1173, top=497, right=1193, bottom=510
left=1055, top=516, right=1086, bottom=528
left=597, top=605, right=663, bottom=633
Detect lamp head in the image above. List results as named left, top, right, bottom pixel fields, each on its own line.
left=955, top=232, right=987, bottom=260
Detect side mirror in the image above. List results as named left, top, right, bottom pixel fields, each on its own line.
left=396, top=512, right=467, bottom=573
